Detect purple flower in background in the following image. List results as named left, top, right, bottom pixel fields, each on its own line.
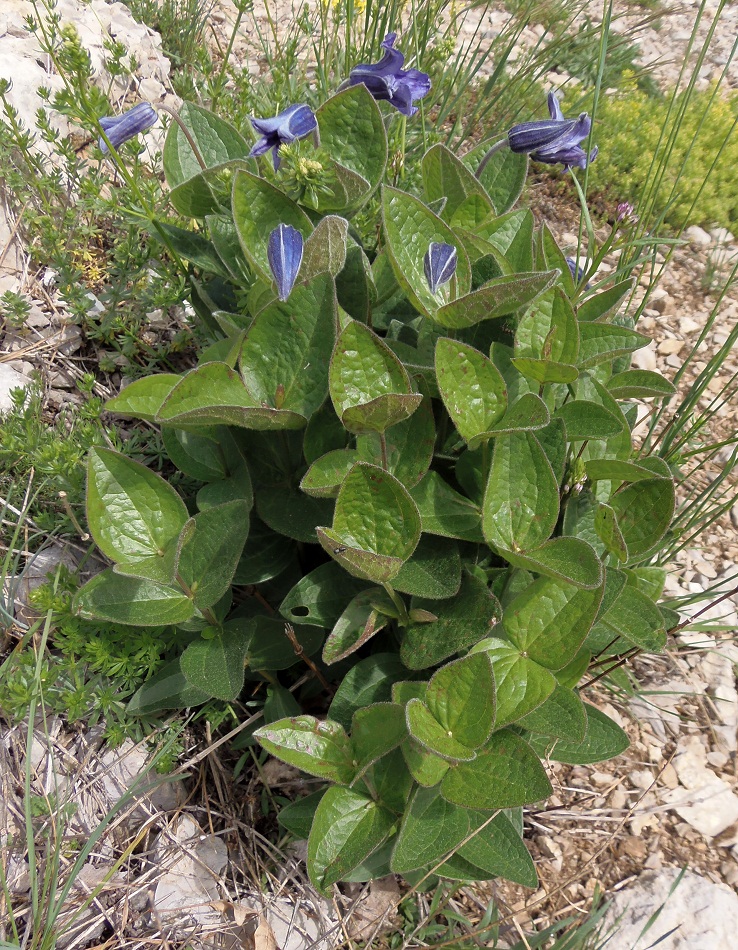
left=98, top=102, right=157, bottom=153
left=508, top=93, right=597, bottom=170
left=424, top=242, right=457, bottom=295
left=249, top=104, right=317, bottom=171
left=347, top=33, right=431, bottom=117
left=617, top=201, right=635, bottom=221
left=268, top=224, right=304, bottom=301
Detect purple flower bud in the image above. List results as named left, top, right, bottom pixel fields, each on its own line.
left=617, top=202, right=635, bottom=221
left=424, top=242, right=457, bottom=295
left=249, top=104, right=318, bottom=171
left=508, top=93, right=597, bottom=170
left=268, top=224, right=304, bottom=301
left=98, top=102, right=157, bottom=153
left=347, top=33, right=431, bottom=117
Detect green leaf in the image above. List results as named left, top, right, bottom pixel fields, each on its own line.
left=163, top=102, right=251, bottom=188
left=436, top=272, right=559, bottom=330
left=157, top=362, right=306, bottom=431
left=105, top=374, right=180, bottom=422
left=576, top=279, right=634, bottom=322
left=308, top=786, right=396, bottom=891
left=301, top=215, right=349, bottom=280
left=391, top=786, right=471, bottom=874
left=255, top=716, right=355, bottom=783
left=440, top=730, right=552, bottom=809
left=393, top=535, right=462, bottom=599
left=256, top=486, right=334, bottom=542
left=517, top=684, right=587, bottom=741
left=401, top=570, right=502, bottom=669
left=538, top=222, right=574, bottom=296
left=426, top=653, right=495, bottom=750
left=322, top=589, right=391, bottom=664
left=594, top=503, right=628, bottom=563
left=175, top=500, right=250, bottom=609
left=502, top=577, right=603, bottom=670
left=536, top=418, right=568, bottom=484
left=402, top=738, right=449, bottom=787
left=527, top=704, right=629, bottom=765
left=245, top=616, right=323, bottom=670
left=456, top=812, right=537, bottom=887
left=317, top=463, right=421, bottom=583
left=409, top=472, right=484, bottom=542
left=301, top=449, right=360, bottom=498
left=608, top=478, right=675, bottom=560
left=503, top=537, right=604, bottom=589
left=464, top=143, right=528, bottom=213
left=73, top=569, right=194, bottom=626
left=435, top=339, right=507, bottom=443
left=234, top=517, right=293, bottom=585
left=303, top=403, right=349, bottom=463
left=469, top=638, right=555, bottom=726
left=483, top=432, right=559, bottom=552
left=598, top=583, right=667, bottom=652
left=232, top=169, right=313, bottom=280
left=476, top=392, right=550, bottom=442
left=280, top=561, right=368, bottom=628
left=577, top=323, right=650, bottom=369
left=382, top=185, right=471, bottom=317
left=87, top=447, right=188, bottom=583
left=474, top=209, right=534, bottom=272
left=422, top=143, right=494, bottom=223
left=127, top=658, right=209, bottom=715
left=240, top=274, right=337, bottom=420
left=607, top=370, right=677, bottom=400
left=167, top=161, right=242, bottom=218
left=356, top=397, right=435, bottom=488
left=337, top=244, right=377, bottom=322
left=329, top=654, right=407, bottom=730
left=351, top=703, right=407, bottom=776
left=511, top=357, right=579, bottom=385
left=316, top=85, right=388, bottom=197
left=585, top=458, right=661, bottom=483
left=555, top=400, right=624, bottom=441
left=407, top=699, right=478, bottom=761
left=150, top=221, right=229, bottom=277
left=161, top=427, right=228, bottom=482
left=515, top=287, right=579, bottom=363
left=278, top=789, right=326, bottom=839
left=180, top=625, right=250, bottom=700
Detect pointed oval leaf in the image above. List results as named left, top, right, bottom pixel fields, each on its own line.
left=422, top=143, right=494, bottom=223
left=163, top=102, right=251, bottom=188
left=356, top=397, right=435, bottom=488
left=503, top=537, right=604, bottom=589
left=73, top=569, right=194, bottom=626
left=308, top=786, right=396, bottom=891
left=457, top=812, right=538, bottom=887
left=502, top=577, right=604, bottom=670
left=511, top=357, right=579, bottom=385
left=441, top=730, right=552, bottom=809
left=469, top=638, right=556, bottom=727
left=301, top=449, right=360, bottom=498
left=426, top=653, right=496, bottom=749
left=555, top=400, right=623, bottom=441
left=393, top=534, right=462, bottom=599
left=577, top=278, right=634, bottom=322
left=483, top=432, right=559, bottom=552
left=527, top=704, right=629, bottom=764
left=401, top=570, right=501, bottom=670
left=323, top=589, right=391, bottom=664
left=578, top=322, right=650, bottom=368
left=462, top=141, right=528, bottom=213
left=515, top=287, right=579, bottom=363
left=599, top=583, right=666, bottom=652
left=255, top=716, right=355, bottom=784
left=329, top=654, right=407, bottom=730
left=608, top=477, right=675, bottom=560
left=607, top=369, right=676, bottom=400
left=180, top=625, right=250, bottom=700
left=351, top=703, right=407, bottom=776
left=232, top=169, right=313, bottom=280
left=391, top=786, right=470, bottom=874
left=409, top=472, right=484, bottom=542
left=435, top=339, right=507, bottom=443
left=87, top=447, right=188, bottom=583
left=316, top=85, right=388, bottom=195
left=517, top=684, right=587, bottom=742
left=175, top=500, right=250, bottom=609
left=280, top=561, right=368, bottom=629
left=301, top=215, right=349, bottom=280
left=240, top=273, right=336, bottom=419
left=406, top=699, right=478, bottom=762
left=382, top=185, right=472, bottom=317
left=105, top=374, right=180, bottom=422
left=435, top=271, right=559, bottom=329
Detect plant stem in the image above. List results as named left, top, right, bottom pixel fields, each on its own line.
left=474, top=137, right=509, bottom=179
left=156, top=103, right=207, bottom=170
left=379, top=432, right=389, bottom=470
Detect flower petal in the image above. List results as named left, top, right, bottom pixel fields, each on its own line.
left=268, top=224, right=304, bottom=301
left=508, top=118, right=578, bottom=154
left=99, top=102, right=157, bottom=153
left=547, top=92, right=565, bottom=121
left=424, top=242, right=458, bottom=295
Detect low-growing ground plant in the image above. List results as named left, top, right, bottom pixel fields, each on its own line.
left=64, top=28, right=686, bottom=894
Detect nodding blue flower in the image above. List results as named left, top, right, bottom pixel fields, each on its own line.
left=98, top=102, right=157, bottom=153
left=249, top=104, right=317, bottom=171
left=566, top=256, right=592, bottom=289
left=268, top=224, right=304, bottom=301
left=424, top=242, right=457, bottom=295
left=347, top=33, right=431, bottom=117
left=508, top=93, right=597, bottom=170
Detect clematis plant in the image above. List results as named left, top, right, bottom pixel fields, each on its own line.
left=249, top=103, right=318, bottom=170
left=98, top=102, right=157, bottom=153
left=345, top=32, right=431, bottom=116
left=80, top=62, right=680, bottom=902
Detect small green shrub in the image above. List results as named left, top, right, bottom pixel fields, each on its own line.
left=584, top=79, right=738, bottom=231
